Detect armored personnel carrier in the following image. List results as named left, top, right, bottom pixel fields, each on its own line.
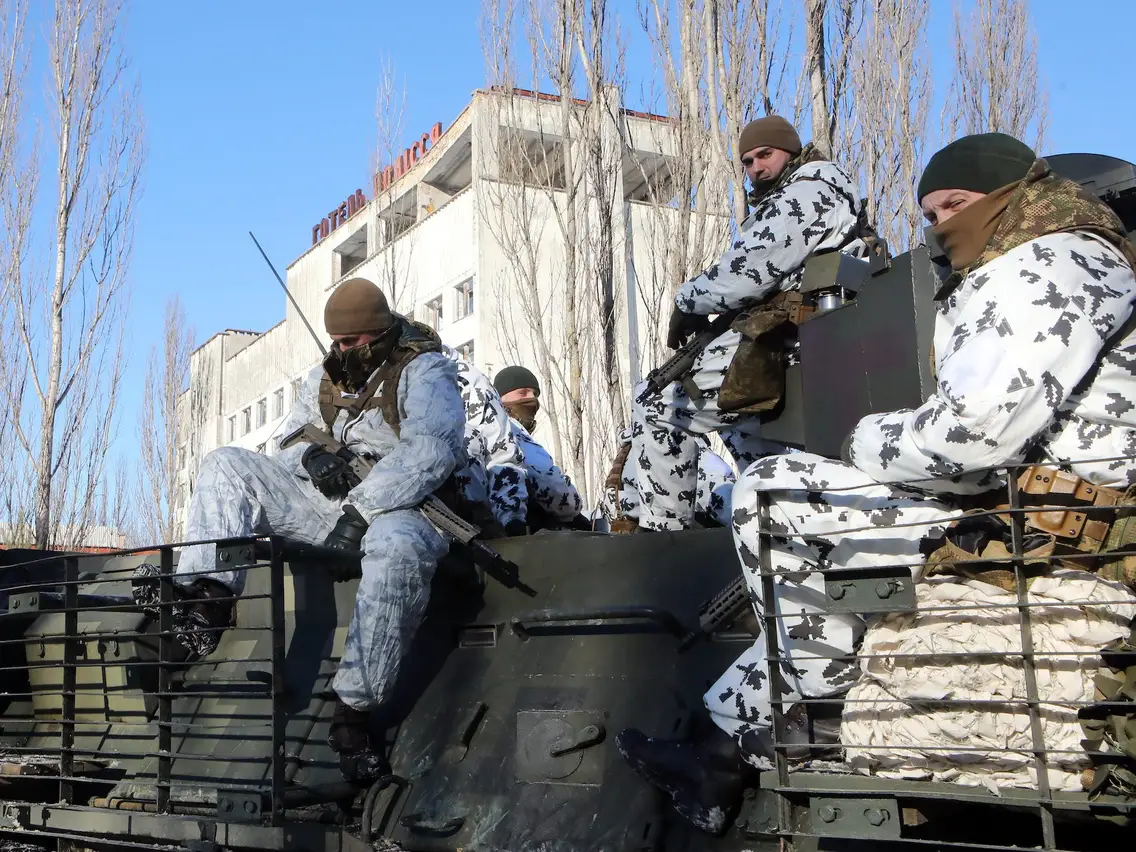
left=1, top=153, right=1134, bottom=852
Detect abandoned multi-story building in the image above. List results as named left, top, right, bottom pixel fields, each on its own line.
left=176, top=87, right=730, bottom=525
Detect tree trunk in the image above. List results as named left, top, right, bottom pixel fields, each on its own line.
left=805, top=0, right=831, bottom=156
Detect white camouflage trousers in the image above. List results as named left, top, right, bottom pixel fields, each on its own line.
left=630, top=330, right=785, bottom=531
left=177, top=447, right=448, bottom=711
left=705, top=452, right=961, bottom=768
left=615, top=428, right=736, bottom=527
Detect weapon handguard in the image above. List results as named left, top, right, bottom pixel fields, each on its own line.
left=637, top=312, right=737, bottom=405
left=677, top=574, right=753, bottom=652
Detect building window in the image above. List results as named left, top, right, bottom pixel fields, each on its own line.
left=242, top=407, right=251, bottom=435
left=424, top=296, right=443, bottom=331
left=291, top=377, right=302, bottom=403
left=273, top=388, right=285, bottom=418
left=454, top=277, right=474, bottom=319
left=457, top=340, right=474, bottom=363
left=334, top=225, right=368, bottom=278
left=228, top=416, right=236, bottom=442
left=256, top=398, right=267, bottom=428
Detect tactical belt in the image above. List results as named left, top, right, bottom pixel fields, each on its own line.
left=927, top=464, right=1136, bottom=591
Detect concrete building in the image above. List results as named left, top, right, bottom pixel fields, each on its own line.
left=176, top=88, right=729, bottom=522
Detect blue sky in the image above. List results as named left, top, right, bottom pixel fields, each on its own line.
left=16, top=0, right=1136, bottom=468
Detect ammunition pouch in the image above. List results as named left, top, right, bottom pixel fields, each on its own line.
left=924, top=465, right=1136, bottom=592
left=718, top=291, right=807, bottom=415
left=1080, top=621, right=1136, bottom=819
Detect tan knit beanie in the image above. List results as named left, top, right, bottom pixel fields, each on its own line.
left=738, top=116, right=802, bottom=157
left=323, top=278, right=394, bottom=336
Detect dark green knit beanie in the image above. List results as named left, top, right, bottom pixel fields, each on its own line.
left=917, top=133, right=1037, bottom=202
left=493, top=366, right=541, bottom=397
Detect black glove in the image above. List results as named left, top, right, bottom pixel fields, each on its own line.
left=302, top=445, right=352, bottom=499
left=666, top=307, right=709, bottom=350
left=504, top=519, right=528, bottom=537
left=570, top=514, right=594, bottom=532
left=323, top=505, right=369, bottom=554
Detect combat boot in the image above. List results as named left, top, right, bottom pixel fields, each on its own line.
left=328, top=700, right=390, bottom=784
left=609, top=517, right=639, bottom=534
left=131, top=564, right=235, bottom=660
left=616, top=725, right=759, bottom=835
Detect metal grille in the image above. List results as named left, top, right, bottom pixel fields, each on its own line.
left=752, top=457, right=1136, bottom=851
left=0, top=536, right=358, bottom=850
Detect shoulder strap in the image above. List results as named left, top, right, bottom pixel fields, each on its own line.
left=376, top=318, right=443, bottom=439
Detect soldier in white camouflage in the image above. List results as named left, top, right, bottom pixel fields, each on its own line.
left=133, top=278, right=477, bottom=784
left=492, top=366, right=585, bottom=530
left=625, top=116, right=864, bottom=533
left=440, top=349, right=529, bottom=535
left=617, top=133, right=1136, bottom=833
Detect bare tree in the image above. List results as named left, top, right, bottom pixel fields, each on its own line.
left=634, top=0, right=725, bottom=366
left=5, top=0, right=142, bottom=549
left=947, top=0, right=1047, bottom=149
left=136, top=297, right=194, bottom=543
left=0, top=0, right=29, bottom=541
left=369, top=57, right=419, bottom=315
left=0, top=0, right=24, bottom=201
left=632, top=0, right=792, bottom=365
left=478, top=0, right=638, bottom=502
left=575, top=1, right=628, bottom=443
left=801, top=0, right=863, bottom=161
left=702, top=0, right=792, bottom=223
left=848, top=0, right=931, bottom=250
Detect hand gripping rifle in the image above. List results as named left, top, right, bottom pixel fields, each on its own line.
left=677, top=573, right=754, bottom=652
left=280, top=423, right=536, bottom=596
left=637, top=312, right=737, bottom=405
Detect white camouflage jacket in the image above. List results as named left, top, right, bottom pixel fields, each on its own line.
left=510, top=418, right=583, bottom=522
left=275, top=352, right=471, bottom=523
left=850, top=231, right=1136, bottom=494
left=440, top=346, right=529, bottom=528
left=675, top=160, right=862, bottom=315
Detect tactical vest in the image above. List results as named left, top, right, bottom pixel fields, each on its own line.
left=317, top=318, right=442, bottom=438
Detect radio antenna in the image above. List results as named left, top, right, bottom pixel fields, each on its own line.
left=249, top=231, right=326, bottom=357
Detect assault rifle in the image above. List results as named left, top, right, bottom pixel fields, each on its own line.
left=677, top=574, right=753, bottom=652
left=637, top=312, right=737, bottom=405
left=280, top=423, right=536, bottom=596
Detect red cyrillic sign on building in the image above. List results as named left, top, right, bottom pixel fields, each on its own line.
left=311, top=189, right=367, bottom=246
left=372, top=122, right=444, bottom=195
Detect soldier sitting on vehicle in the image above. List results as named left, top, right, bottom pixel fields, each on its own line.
left=607, top=427, right=736, bottom=533
left=617, top=133, right=1136, bottom=833
left=492, top=365, right=587, bottom=531
left=625, top=115, right=867, bottom=532
left=133, top=278, right=477, bottom=784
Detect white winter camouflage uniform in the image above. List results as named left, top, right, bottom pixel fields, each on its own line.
left=441, top=346, right=528, bottom=529
left=176, top=352, right=470, bottom=711
left=613, top=426, right=736, bottom=527
left=629, top=157, right=862, bottom=531
left=707, top=230, right=1136, bottom=766
left=510, top=418, right=583, bottom=523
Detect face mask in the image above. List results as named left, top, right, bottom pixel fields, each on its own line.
left=323, top=326, right=399, bottom=391
left=506, top=398, right=540, bottom=432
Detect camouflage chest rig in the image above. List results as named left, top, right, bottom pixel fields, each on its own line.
left=316, top=317, right=441, bottom=438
